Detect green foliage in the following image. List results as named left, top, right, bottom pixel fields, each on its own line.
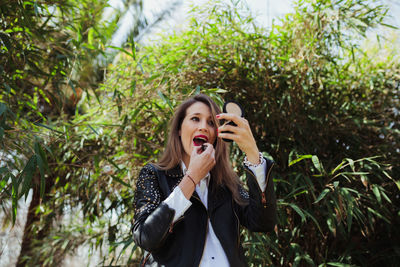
left=0, top=0, right=118, bottom=224
left=1, top=0, right=399, bottom=266
left=91, top=0, right=398, bottom=265
left=0, top=0, right=123, bottom=265
left=244, top=155, right=397, bottom=266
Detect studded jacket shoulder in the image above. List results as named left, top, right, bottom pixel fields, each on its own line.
left=133, top=164, right=176, bottom=253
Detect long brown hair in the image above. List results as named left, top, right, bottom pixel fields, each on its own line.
left=156, top=94, right=244, bottom=204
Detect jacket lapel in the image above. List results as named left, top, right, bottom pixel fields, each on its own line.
left=208, top=178, right=230, bottom=214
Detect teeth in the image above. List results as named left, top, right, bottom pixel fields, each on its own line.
left=195, top=136, right=207, bottom=141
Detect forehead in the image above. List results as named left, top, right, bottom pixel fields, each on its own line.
left=185, top=101, right=212, bottom=116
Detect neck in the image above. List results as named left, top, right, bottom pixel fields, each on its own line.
left=182, top=154, right=190, bottom=170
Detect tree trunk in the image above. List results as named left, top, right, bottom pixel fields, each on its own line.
left=16, top=175, right=53, bottom=267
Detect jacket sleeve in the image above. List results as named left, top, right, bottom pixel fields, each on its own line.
left=234, top=158, right=277, bottom=233
left=132, top=164, right=175, bottom=252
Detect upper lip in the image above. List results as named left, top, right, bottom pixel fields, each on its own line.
left=193, top=134, right=208, bottom=142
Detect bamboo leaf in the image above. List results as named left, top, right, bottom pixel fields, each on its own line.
left=380, top=190, right=391, bottom=204
left=367, top=207, right=390, bottom=224
left=21, top=155, right=37, bottom=200
left=381, top=23, right=398, bottom=29
left=289, top=203, right=306, bottom=222
left=289, top=155, right=313, bottom=166
left=347, top=203, right=353, bottom=232
left=111, top=175, right=130, bottom=188
left=0, top=172, right=9, bottom=192
left=34, top=140, right=49, bottom=171
left=157, top=91, right=173, bottom=110
left=107, top=45, right=134, bottom=58
left=12, top=196, right=17, bottom=225
left=303, top=209, right=322, bottom=234
left=314, top=188, right=330, bottom=204
left=36, top=154, right=45, bottom=196
left=312, top=155, right=323, bottom=174
left=115, top=238, right=135, bottom=262
left=34, top=143, right=46, bottom=199
left=87, top=124, right=99, bottom=135
left=394, top=180, right=400, bottom=191
left=34, top=122, right=63, bottom=134
left=372, top=185, right=381, bottom=204
left=68, top=79, right=76, bottom=96
left=330, top=160, right=345, bottom=175
left=346, top=158, right=355, bottom=171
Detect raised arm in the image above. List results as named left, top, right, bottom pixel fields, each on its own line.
left=235, top=158, right=277, bottom=232
left=217, top=112, right=277, bottom=232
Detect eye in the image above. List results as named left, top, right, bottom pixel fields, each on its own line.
left=191, top=116, right=199, bottom=122
left=208, top=120, right=215, bottom=127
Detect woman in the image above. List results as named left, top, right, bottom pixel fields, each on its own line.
left=133, top=94, right=276, bottom=266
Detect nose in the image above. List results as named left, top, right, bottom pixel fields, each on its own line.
left=198, top=119, right=208, bottom=132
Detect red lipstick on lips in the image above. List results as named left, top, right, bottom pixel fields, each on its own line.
left=193, top=135, right=208, bottom=146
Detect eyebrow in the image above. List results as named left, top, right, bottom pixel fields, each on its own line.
left=189, top=112, right=212, bottom=118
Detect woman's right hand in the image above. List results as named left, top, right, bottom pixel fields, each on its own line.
left=187, top=143, right=216, bottom=183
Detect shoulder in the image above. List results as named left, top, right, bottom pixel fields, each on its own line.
left=139, top=163, right=157, bottom=175
left=136, top=163, right=158, bottom=186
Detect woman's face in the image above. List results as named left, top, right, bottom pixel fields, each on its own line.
left=179, top=101, right=217, bottom=166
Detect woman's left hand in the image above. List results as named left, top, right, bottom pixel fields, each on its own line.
left=217, top=113, right=260, bottom=164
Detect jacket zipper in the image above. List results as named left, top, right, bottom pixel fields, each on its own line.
left=245, top=162, right=275, bottom=208
left=151, top=211, right=176, bottom=253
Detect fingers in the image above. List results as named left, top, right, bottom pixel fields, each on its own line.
left=216, top=113, right=259, bottom=157
left=217, top=117, right=247, bottom=142
left=191, top=145, right=201, bottom=156
left=216, top=113, right=248, bottom=127
left=202, top=143, right=213, bottom=153
left=192, top=143, right=215, bottom=161
left=217, top=114, right=257, bottom=152
left=217, top=124, right=240, bottom=142
left=188, top=143, right=216, bottom=182
left=200, top=144, right=216, bottom=165
left=218, top=124, right=241, bottom=135
left=217, top=131, right=237, bottom=142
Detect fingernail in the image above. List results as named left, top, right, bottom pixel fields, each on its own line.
left=216, top=128, right=218, bottom=136
left=216, top=114, right=220, bottom=118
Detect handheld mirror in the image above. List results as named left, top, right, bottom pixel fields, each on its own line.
left=221, top=101, right=244, bottom=142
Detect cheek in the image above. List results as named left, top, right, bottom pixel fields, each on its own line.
left=210, top=128, right=217, bottom=143
left=180, top=124, right=192, bottom=143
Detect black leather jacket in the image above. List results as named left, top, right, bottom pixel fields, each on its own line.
left=133, top=158, right=277, bottom=267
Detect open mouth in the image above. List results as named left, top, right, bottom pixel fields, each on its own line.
left=193, top=135, right=208, bottom=146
